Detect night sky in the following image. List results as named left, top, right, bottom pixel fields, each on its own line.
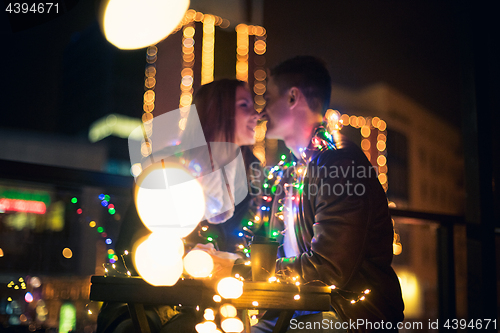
left=0, top=1, right=484, bottom=136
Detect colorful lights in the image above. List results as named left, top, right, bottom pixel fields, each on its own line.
left=0, top=198, right=46, bottom=214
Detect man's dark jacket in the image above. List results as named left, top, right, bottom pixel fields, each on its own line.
left=271, top=131, right=404, bottom=332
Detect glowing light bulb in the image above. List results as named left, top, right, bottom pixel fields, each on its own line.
left=133, top=233, right=184, bottom=286
left=221, top=318, right=244, bottom=333
left=203, top=308, right=215, bottom=321
left=134, top=163, right=205, bottom=238
left=183, top=250, right=214, bottom=278
left=217, top=277, right=243, bottom=299
left=101, top=0, right=190, bottom=50
left=220, top=304, right=237, bottom=318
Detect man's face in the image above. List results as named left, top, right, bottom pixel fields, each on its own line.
left=262, top=76, right=293, bottom=140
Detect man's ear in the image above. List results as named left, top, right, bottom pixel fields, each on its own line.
left=288, top=87, right=300, bottom=108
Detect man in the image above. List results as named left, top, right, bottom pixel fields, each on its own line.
left=254, top=56, right=404, bottom=332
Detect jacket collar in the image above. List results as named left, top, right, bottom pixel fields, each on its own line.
left=299, top=125, right=337, bottom=164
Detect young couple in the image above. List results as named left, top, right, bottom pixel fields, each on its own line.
left=195, top=56, right=404, bottom=333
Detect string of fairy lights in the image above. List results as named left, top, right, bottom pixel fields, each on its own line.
left=71, top=194, right=120, bottom=264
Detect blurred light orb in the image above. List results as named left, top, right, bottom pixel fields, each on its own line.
left=133, top=233, right=184, bottom=286
left=62, top=248, right=73, bottom=259
left=203, top=308, right=215, bottom=321
left=219, top=304, right=237, bottom=318
left=221, top=318, right=244, bottom=333
left=101, top=0, right=190, bottom=50
left=195, top=321, right=217, bottom=333
left=183, top=250, right=214, bottom=278
left=24, top=292, right=34, bottom=303
left=29, top=276, right=41, bottom=288
left=217, top=277, right=243, bottom=299
left=135, top=163, right=205, bottom=238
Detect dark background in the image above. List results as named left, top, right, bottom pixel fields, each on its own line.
left=0, top=0, right=469, bottom=136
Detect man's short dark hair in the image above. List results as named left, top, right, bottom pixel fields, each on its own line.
left=270, top=56, right=331, bottom=114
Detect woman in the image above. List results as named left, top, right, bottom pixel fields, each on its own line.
left=184, top=79, right=265, bottom=254
left=97, top=79, right=264, bottom=333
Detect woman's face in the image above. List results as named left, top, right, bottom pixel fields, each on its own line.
left=234, top=86, right=259, bottom=146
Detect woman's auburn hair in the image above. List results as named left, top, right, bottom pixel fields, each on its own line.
left=193, top=79, right=246, bottom=143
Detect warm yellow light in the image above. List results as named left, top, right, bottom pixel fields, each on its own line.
left=0, top=248, right=4, bottom=257
left=361, top=139, right=371, bottom=151
left=393, top=242, right=402, bottom=255
left=340, top=114, right=350, bottom=125
left=203, top=308, right=215, bottom=321
left=361, top=126, right=371, bottom=138
left=133, top=233, right=184, bottom=286
left=376, top=140, right=386, bottom=151
left=89, top=221, right=96, bottom=228
left=183, top=26, right=195, bottom=38
left=221, top=318, right=244, bottom=333
left=62, top=248, right=73, bottom=259
left=377, top=155, right=387, bottom=166
left=183, top=250, right=214, bottom=278
left=378, top=120, right=387, bottom=131
left=349, top=115, right=358, bottom=127
left=195, top=321, right=217, bottom=333
left=371, top=117, right=380, bottom=128
left=217, top=277, right=243, bottom=299
left=294, top=294, right=300, bottom=300
left=134, top=163, right=205, bottom=237
left=378, top=173, right=388, bottom=184
left=213, top=295, right=222, bottom=302
left=219, top=304, right=237, bottom=318
left=252, top=301, right=259, bottom=306
left=101, top=0, right=190, bottom=50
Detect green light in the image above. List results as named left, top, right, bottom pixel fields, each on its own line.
left=272, top=231, right=279, bottom=237
left=104, top=195, right=110, bottom=201
left=281, top=154, right=286, bottom=160
left=108, top=253, right=114, bottom=259
left=243, top=248, right=249, bottom=253
left=207, top=237, right=213, bottom=242
left=71, top=197, right=77, bottom=204
left=247, top=221, right=253, bottom=226
left=97, top=227, right=104, bottom=233
left=279, top=206, right=284, bottom=211
left=263, top=183, right=269, bottom=189
left=271, top=185, right=277, bottom=194
left=108, top=208, right=116, bottom=215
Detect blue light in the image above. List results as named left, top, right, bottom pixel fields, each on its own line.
left=101, top=200, right=109, bottom=207
left=260, top=206, right=267, bottom=211
left=245, top=253, right=250, bottom=257
left=238, top=232, right=244, bottom=237
left=98, top=194, right=105, bottom=200
left=105, top=238, right=112, bottom=245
